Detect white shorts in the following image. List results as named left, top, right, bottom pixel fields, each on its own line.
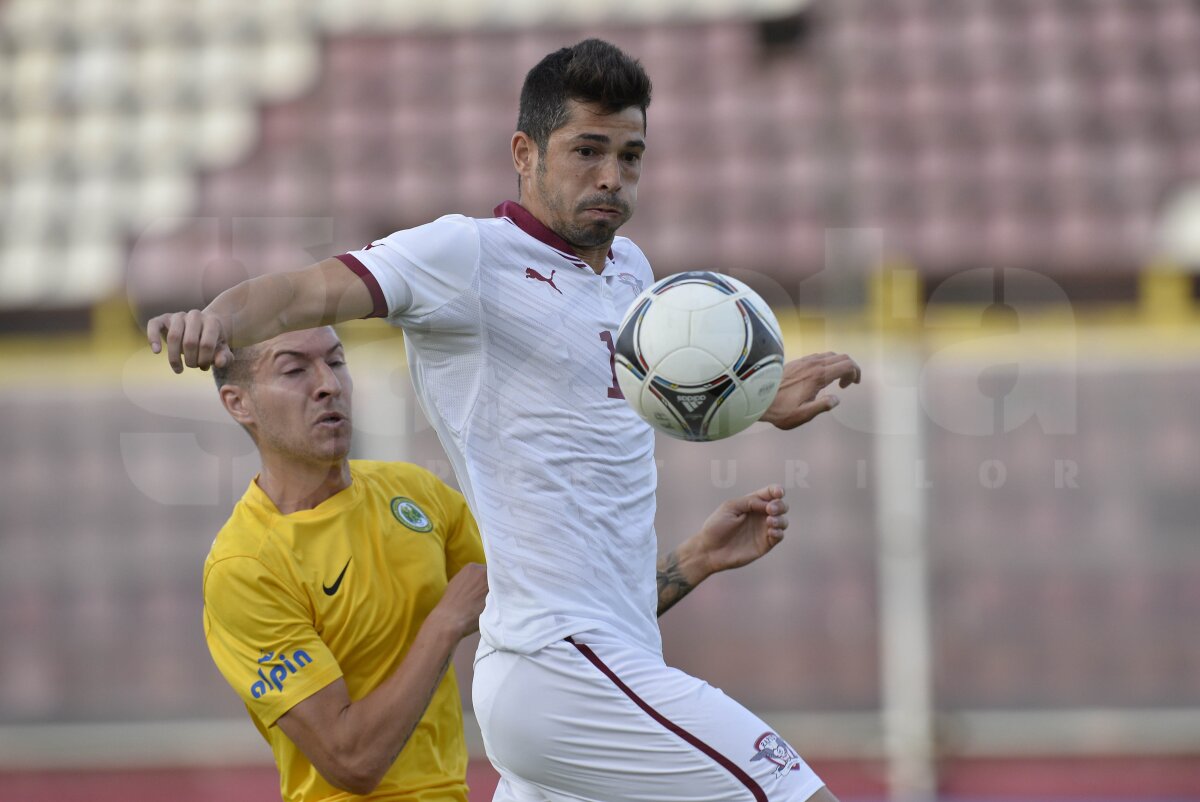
left=472, top=630, right=826, bottom=802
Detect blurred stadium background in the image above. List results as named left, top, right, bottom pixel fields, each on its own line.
left=2, top=0, right=1199, bottom=799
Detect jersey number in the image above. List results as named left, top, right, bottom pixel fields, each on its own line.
left=599, top=330, right=624, bottom=399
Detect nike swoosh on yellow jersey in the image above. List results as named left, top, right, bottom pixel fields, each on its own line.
left=322, top=557, right=352, bottom=596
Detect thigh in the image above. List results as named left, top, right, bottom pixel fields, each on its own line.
left=472, top=634, right=827, bottom=802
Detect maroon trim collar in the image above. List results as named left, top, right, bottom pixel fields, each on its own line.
left=493, top=201, right=614, bottom=263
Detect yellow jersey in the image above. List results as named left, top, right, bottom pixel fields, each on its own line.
left=203, top=460, right=484, bottom=802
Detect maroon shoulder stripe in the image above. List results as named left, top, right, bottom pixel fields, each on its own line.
left=565, top=637, right=767, bottom=802
left=334, top=253, right=388, bottom=319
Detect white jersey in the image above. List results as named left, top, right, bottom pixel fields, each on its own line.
left=336, top=202, right=660, bottom=655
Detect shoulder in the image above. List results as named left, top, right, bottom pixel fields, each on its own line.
left=351, top=459, right=443, bottom=487
left=207, top=500, right=273, bottom=566
left=383, top=213, right=479, bottom=240
left=204, top=494, right=296, bottom=592
left=350, top=460, right=467, bottom=522
left=204, top=511, right=303, bottom=619
left=203, top=547, right=284, bottom=614
left=351, top=215, right=483, bottom=319
left=350, top=460, right=460, bottom=504
left=375, top=214, right=481, bottom=263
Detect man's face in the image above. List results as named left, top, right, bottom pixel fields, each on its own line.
left=527, top=100, right=646, bottom=249
left=241, top=328, right=353, bottom=466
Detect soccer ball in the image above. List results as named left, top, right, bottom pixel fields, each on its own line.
left=614, top=271, right=785, bottom=441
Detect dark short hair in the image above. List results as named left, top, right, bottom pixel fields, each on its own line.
left=517, top=38, right=652, bottom=153
left=212, top=344, right=264, bottom=390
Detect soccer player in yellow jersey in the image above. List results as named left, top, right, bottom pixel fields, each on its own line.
left=200, top=325, right=804, bottom=801
left=203, top=325, right=488, bottom=800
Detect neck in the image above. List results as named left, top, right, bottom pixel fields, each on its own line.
left=256, top=454, right=352, bottom=515
left=574, top=245, right=610, bottom=274
left=509, top=195, right=612, bottom=274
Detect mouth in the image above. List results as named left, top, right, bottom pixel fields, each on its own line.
left=315, top=411, right=347, bottom=428
left=583, top=207, right=622, bottom=219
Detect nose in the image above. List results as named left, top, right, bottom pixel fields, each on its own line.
left=313, top=361, right=343, bottom=399
left=597, top=155, right=622, bottom=193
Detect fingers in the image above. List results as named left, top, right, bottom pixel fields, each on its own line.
left=182, top=309, right=206, bottom=369
left=445, top=563, right=489, bottom=620
left=214, top=343, right=234, bottom=370
left=765, top=490, right=789, bottom=535
left=165, top=313, right=187, bottom=373
left=148, top=310, right=234, bottom=373
left=736, top=486, right=789, bottom=523
left=146, top=314, right=168, bottom=354
left=822, top=354, right=861, bottom=388
left=774, top=395, right=838, bottom=429
left=732, top=485, right=782, bottom=515
left=765, top=512, right=788, bottom=548
left=455, top=562, right=488, bottom=588
left=838, top=354, right=862, bottom=386
left=151, top=310, right=197, bottom=373
left=196, top=315, right=229, bottom=371
left=791, top=352, right=862, bottom=389
left=751, top=484, right=785, bottom=503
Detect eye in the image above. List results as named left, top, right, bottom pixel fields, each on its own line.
left=284, top=367, right=304, bottom=376
left=622, top=152, right=642, bottom=163
left=328, top=360, right=346, bottom=368
left=576, top=147, right=596, bottom=157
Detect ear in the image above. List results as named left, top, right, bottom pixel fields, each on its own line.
left=220, top=384, right=256, bottom=429
left=512, top=131, right=537, bottom=188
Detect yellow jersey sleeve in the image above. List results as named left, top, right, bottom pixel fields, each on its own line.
left=438, top=484, right=485, bottom=579
left=203, top=556, right=344, bottom=727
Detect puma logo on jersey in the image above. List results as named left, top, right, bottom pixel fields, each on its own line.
left=679, top=395, right=706, bottom=412
left=525, top=268, right=562, bottom=294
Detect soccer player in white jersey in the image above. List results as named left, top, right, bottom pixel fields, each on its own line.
left=149, top=39, right=859, bottom=802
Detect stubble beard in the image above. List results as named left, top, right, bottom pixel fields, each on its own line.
left=535, top=164, right=631, bottom=250
left=255, top=408, right=352, bottom=470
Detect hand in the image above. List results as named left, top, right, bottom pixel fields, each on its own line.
left=761, top=351, right=861, bottom=430
left=429, top=563, right=488, bottom=640
left=690, top=485, right=789, bottom=578
left=146, top=310, right=234, bottom=374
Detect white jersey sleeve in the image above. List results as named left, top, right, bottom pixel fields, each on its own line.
left=335, top=214, right=480, bottom=324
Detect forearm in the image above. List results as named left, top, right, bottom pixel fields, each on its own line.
left=205, top=258, right=365, bottom=347
left=328, top=618, right=461, bottom=789
left=656, top=539, right=711, bottom=617
left=201, top=275, right=286, bottom=347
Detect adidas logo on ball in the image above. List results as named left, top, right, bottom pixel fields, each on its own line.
left=679, top=395, right=706, bottom=412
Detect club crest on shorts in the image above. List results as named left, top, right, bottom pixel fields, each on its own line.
left=750, top=731, right=802, bottom=777
left=390, top=497, right=433, bottom=532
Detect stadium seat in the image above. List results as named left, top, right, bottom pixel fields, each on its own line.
left=2, top=1, right=1198, bottom=303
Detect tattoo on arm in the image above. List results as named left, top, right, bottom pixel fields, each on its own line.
left=656, top=550, right=694, bottom=617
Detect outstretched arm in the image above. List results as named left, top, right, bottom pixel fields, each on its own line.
left=657, top=485, right=788, bottom=617
left=146, top=257, right=375, bottom=373
left=761, top=352, right=862, bottom=430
